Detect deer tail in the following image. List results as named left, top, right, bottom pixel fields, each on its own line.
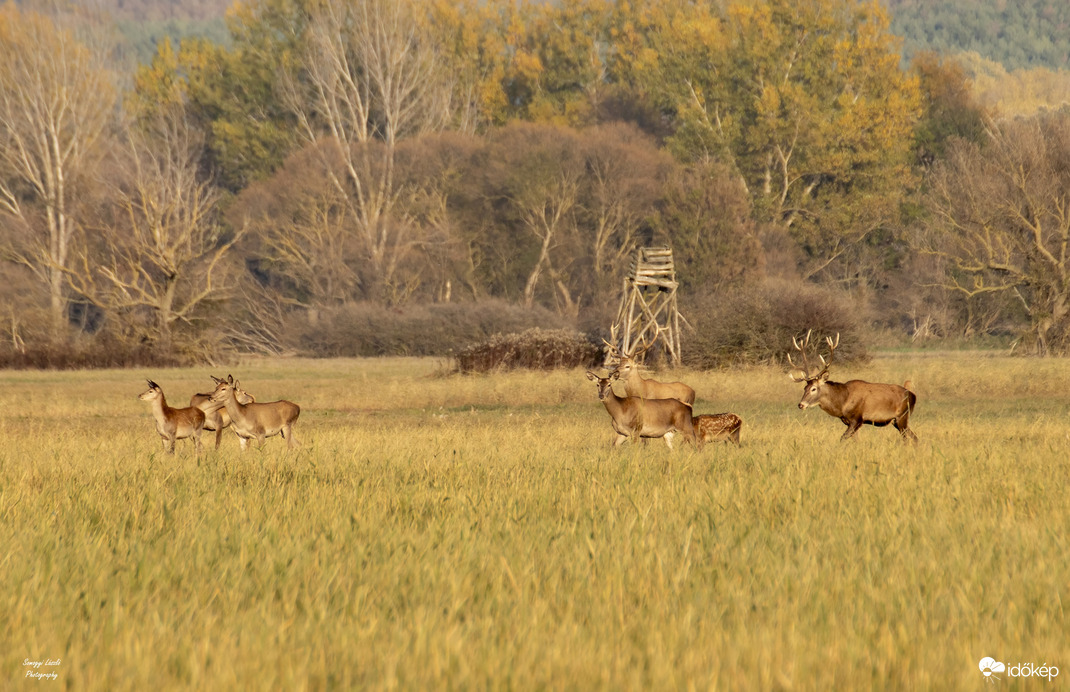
left=902, top=381, right=917, bottom=415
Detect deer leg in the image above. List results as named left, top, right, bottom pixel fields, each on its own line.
left=166, top=435, right=177, bottom=454
left=193, top=431, right=204, bottom=455
left=896, top=421, right=919, bottom=443
left=282, top=425, right=299, bottom=449
left=613, top=433, right=628, bottom=447
left=214, top=426, right=223, bottom=450
left=238, top=436, right=249, bottom=453
left=663, top=431, right=674, bottom=450
left=840, top=419, right=863, bottom=441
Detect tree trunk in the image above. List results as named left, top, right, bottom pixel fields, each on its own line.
left=523, top=230, right=554, bottom=308
left=157, top=275, right=177, bottom=355
left=49, top=269, right=66, bottom=342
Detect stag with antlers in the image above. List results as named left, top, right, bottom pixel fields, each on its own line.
left=603, top=337, right=696, bottom=407
left=788, top=331, right=918, bottom=442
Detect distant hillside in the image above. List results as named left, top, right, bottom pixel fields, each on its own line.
left=45, top=0, right=231, bottom=66
left=885, top=0, right=1070, bottom=71
left=64, top=0, right=232, bottom=22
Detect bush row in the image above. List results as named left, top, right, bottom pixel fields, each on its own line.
left=1, top=282, right=869, bottom=370
left=282, top=299, right=570, bottom=358
left=454, top=328, right=603, bottom=373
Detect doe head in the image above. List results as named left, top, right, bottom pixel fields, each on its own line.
left=138, top=379, right=162, bottom=401
left=209, top=376, right=234, bottom=403
left=586, top=370, right=620, bottom=401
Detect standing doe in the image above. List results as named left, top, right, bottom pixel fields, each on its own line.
left=788, top=331, right=918, bottom=443
left=586, top=370, right=696, bottom=449
left=139, top=380, right=206, bottom=454
left=209, top=376, right=301, bottom=451
left=190, top=375, right=256, bottom=449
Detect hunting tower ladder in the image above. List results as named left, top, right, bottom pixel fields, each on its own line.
left=610, top=246, right=683, bottom=366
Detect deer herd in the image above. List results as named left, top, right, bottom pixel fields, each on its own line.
left=589, top=329, right=917, bottom=449
left=138, top=330, right=917, bottom=454
left=138, top=374, right=301, bottom=454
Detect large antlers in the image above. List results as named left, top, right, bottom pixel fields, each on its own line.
left=820, top=332, right=839, bottom=375
left=603, top=332, right=656, bottom=363
left=787, top=330, right=839, bottom=381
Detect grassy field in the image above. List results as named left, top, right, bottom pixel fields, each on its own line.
left=2, top=353, right=1069, bottom=690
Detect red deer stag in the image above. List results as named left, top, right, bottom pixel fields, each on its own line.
left=586, top=370, right=696, bottom=449
left=693, top=413, right=743, bottom=446
left=139, top=380, right=206, bottom=454
left=603, top=339, right=696, bottom=407
left=209, top=377, right=301, bottom=451
left=190, top=376, right=256, bottom=449
left=788, top=331, right=918, bottom=443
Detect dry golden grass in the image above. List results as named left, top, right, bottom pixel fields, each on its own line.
left=2, top=354, right=1069, bottom=690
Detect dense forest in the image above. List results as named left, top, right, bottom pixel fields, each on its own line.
left=41, top=0, right=1070, bottom=74
left=887, top=0, right=1070, bottom=70
left=2, top=0, right=1070, bottom=368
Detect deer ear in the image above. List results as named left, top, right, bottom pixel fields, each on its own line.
left=610, top=370, right=621, bottom=381
left=818, top=371, right=830, bottom=383
left=586, top=371, right=598, bottom=381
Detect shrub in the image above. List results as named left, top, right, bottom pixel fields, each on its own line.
left=284, top=300, right=570, bottom=357
left=0, top=332, right=180, bottom=370
left=684, top=279, right=868, bottom=369
left=454, top=328, right=602, bottom=373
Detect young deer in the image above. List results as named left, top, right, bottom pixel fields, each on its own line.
left=586, top=370, right=696, bottom=449
left=604, top=339, right=696, bottom=406
left=693, top=413, right=743, bottom=446
left=139, top=380, right=206, bottom=454
left=190, top=376, right=256, bottom=449
left=209, top=377, right=301, bottom=451
left=788, top=331, right=918, bottom=443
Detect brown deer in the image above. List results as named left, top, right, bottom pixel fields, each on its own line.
left=138, top=380, right=206, bottom=454
left=603, top=339, right=696, bottom=407
left=209, top=376, right=301, bottom=451
left=190, top=376, right=256, bottom=449
left=788, top=331, right=918, bottom=443
left=693, top=413, right=743, bottom=446
left=586, top=370, right=696, bottom=449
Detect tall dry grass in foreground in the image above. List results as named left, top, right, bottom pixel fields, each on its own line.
left=2, top=354, right=1069, bottom=690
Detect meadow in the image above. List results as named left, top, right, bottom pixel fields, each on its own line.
left=2, top=353, right=1069, bottom=690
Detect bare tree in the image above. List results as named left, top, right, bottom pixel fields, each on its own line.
left=922, top=112, right=1070, bottom=354
left=233, top=142, right=361, bottom=310
left=282, top=0, right=451, bottom=299
left=581, top=123, right=672, bottom=282
left=484, top=123, right=585, bottom=311
left=69, top=112, right=244, bottom=354
left=0, top=5, right=116, bottom=339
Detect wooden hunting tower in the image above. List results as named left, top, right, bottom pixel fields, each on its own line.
left=610, top=246, right=683, bottom=365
